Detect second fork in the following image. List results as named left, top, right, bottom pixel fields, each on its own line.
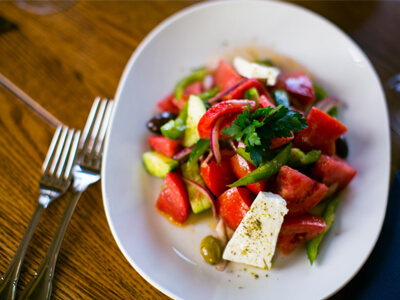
left=0, top=126, right=80, bottom=300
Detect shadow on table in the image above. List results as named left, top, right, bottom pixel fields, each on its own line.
left=331, top=171, right=400, bottom=300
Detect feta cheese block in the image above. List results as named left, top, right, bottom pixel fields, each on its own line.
left=222, top=192, right=288, bottom=269
left=233, top=56, right=281, bottom=86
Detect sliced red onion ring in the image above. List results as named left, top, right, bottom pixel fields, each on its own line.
left=314, top=97, right=341, bottom=114
left=172, top=145, right=195, bottom=161
left=182, top=177, right=217, bottom=217
left=208, top=78, right=246, bottom=103
left=216, top=218, right=228, bottom=245
left=215, top=218, right=229, bottom=272
left=228, top=138, right=238, bottom=151
left=210, top=117, right=223, bottom=165
left=201, top=150, right=214, bottom=168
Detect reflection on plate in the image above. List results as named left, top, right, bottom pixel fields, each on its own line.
left=102, top=1, right=390, bottom=299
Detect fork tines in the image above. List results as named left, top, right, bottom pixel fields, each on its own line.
left=78, top=97, right=114, bottom=168
left=41, top=126, right=80, bottom=186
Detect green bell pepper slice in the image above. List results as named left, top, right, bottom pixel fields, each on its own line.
left=197, top=86, right=220, bottom=101
left=306, top=195, right=340, bottom=265
left=237, top=147, right=255, bottom=166
left=228, top=143, right=292, bottom=187
left=174, top=70, right=207, bottom=102
left=287, top=148, right=321, bottom=168
left=187, top=139, right=210, bottom=167
left=244, top=87, right=260, bottom=101
left=161, top=102, right=189, bottom=140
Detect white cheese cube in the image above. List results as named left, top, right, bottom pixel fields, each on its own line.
left=222, top=192, right=288, bottom=269
left=233, top=56, right=280, bottom=86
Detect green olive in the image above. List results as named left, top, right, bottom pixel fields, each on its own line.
left=200, top=235, right=222, bottom=265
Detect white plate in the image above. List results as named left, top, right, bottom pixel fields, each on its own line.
left=102, top=1, right=390, bottom=299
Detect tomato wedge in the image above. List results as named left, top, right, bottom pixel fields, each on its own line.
left=259, top=94, right=276, bottom=108
left=217, top=187, right=255, bottom=231
left=156, top=172, right=190, bottom=224
left=197, top=100, right=256, bottom=139
left=270, top=134, right=294, bottom=150
left=275, top=166, right=328, bottom=216
left=294, top=107, right=347, bottom=155
left=200, top=153, right=237, bottom=197
left=148, top=136, right=182, bottom=158
left=213, top=60, right=243, bottom=91
left=157, top=93, right=180, bottom=115
left=310, top=154, right=357, bottom=194
left=278, top=214, right=326, bottom=255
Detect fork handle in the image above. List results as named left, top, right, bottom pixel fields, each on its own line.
left=0, top=199, right=47, bottom=300
left=19, top=188, right=85, bottom=300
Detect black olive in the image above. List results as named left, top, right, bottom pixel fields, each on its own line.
left=335, top=136, right=349, bottom=158
left=146, top=112, right=177, bottom=134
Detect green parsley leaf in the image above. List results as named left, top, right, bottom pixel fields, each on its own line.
left=221, top=104, right=308, bottom=166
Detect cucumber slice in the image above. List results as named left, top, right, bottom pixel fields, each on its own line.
left=142, top=151, right=178, bottom=178
left=183, top=95, right=207, bottom=147
left=181, top=161, right=211, bottom=214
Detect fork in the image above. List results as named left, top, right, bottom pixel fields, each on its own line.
left=19, top=97, right=114, bottom=300
left=0, top=126, right=80, bottom=300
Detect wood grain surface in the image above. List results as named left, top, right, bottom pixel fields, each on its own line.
left=0, top=1, right=399, bottom=299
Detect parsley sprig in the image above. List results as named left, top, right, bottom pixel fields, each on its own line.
left=221, top=104, right=308, bottom=166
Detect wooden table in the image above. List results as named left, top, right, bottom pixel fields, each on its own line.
left=0, top=1, right=399, bottom=299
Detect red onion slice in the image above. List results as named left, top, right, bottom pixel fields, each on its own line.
left=314, top=97, right=341, bottom=114
left=208, top=78, right=246, bottom=103
left=172, top=145, right=195, bottom=161
left=201, top=150, right=214, bottom=168
left=215, top=218, right=229, bottom=271
left=182, top=177, right=217, bottom=217
left=210, top=117, right=223, bottom=165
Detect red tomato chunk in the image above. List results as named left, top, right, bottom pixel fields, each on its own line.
left=311, top=154, right=357, bottom=195
left=217, top=187, right=255, bottom=231
left=156, top=172, right=190, bottom=224
left=213, top=60, right=243, bottom=91
left=278, top=213, right=326, bottom=255
left=275, top=166, right=328, bottom=216
left=294, top=107, right=347, bottom=156
left=148, top=136, right=182, bottom=158
left=258, top=94, right=276, bottom=108
left=157, top=93, right=180, bottom=115
left=200, top=154, right=237, bottom=197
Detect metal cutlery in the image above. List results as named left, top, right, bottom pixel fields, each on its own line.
left=0, top=126, right=80, bottom=300
left=19, top=97, right=114, bottom=300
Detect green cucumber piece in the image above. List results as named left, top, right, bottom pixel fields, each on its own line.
left=181, top=161, right=211, bottom=214
left=142, top=151, right=178, bottom=178
left=183, top=95, right=207, bottom=147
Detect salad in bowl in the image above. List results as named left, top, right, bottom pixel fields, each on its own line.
left=142, top=55, right=357, bottom=271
